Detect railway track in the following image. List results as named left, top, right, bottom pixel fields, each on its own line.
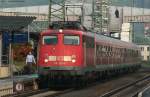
left=30, top=89, right=74, bottom=97
left=52, top=70, right=150, bottom=97
left=100, top=74, right=150, bottom=97
left=5, top=68, right=150, bottom=97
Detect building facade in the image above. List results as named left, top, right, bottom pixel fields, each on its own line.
left=139, top=45, right=150, bottom=61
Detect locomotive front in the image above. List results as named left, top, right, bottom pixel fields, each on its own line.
left=38, top=22, right=85, bottom=76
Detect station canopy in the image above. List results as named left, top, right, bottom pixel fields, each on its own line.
left=0, top=16, right=36, bottom=31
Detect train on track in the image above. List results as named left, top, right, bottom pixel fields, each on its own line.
left=37, top=21, right=141, bottom=87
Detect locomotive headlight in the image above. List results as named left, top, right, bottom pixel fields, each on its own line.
left=59, top=29, right=63, bottom=33
left=71, top=55, right=76, bottom=63
left=44, top=59, right=48, bottom=63
left=72, top=59, right=76, bottom=63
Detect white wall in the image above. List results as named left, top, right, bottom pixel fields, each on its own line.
left=139, top=45, right=150, bottom=61
left=120, top=23, right=131, bottom=42
left=109, top=6, right=150, bottom=33
left=109, top=6, right=123, bottom=32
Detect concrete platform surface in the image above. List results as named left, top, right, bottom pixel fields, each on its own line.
left=13, top=74, right=38, bottom=82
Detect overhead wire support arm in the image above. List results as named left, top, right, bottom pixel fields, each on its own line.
left=48, top=0, right=66, bottom=24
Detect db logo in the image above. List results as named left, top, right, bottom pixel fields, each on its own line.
left=15, top=83, right=23, bottom=91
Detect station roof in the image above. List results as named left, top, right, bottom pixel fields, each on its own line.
left=0, top=16, right=36, bottom=31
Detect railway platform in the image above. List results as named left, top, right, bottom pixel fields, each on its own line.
left=0, top=74, right=38, bottom=97
left=0, top=78, right=13, bottom=97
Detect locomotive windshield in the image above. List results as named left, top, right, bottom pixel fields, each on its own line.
left=43, top=35, right=58, bottom=45
left=64, top=35, right=80, bottom=45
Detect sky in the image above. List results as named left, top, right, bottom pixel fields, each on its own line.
left=0, top=0, right=149, bottom=8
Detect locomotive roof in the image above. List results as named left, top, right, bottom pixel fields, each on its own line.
left=41, top=21, right=139, bottom=50
left=48, top=21, right=85, bottom=30
left=87, top=31, right=139, bottom=49
left=41, top=29, right=139, bottom=50
left=85, top=31, right=139, bottom=50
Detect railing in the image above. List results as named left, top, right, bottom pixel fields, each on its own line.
left=124, top=15, right=150, bottom=23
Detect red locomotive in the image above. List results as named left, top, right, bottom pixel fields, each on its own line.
left=37, top=21, right=141, bottom=86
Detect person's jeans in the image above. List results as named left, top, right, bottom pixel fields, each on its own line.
left=27, top=62, right=34, bottom=74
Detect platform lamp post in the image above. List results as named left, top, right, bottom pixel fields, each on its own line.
left=130, top=0, right=134, bottom=43
left=27, top=25, right=30, bottom=43
left=9, top=30, right=14, bottom=79
left=142, top=0, right=145, bottom=15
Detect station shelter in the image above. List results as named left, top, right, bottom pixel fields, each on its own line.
left=0, top=16, right=36, bottom=78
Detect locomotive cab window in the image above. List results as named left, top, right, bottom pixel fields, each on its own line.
left=64, top=35, right=80, bottom=45
left=43, top=35, right=58, bottom=45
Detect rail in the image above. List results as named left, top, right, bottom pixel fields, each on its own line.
left=100, top=75, right=150, bottom=97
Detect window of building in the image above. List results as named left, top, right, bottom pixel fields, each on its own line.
left=142, top=56, right=144, bottom=60
left=141, top=47, right=144, bottom=51
left=147, top=47, right=150, bottom=51
left=147, top=56, right=149, bottom=60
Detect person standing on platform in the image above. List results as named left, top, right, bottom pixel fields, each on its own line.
left=25, top=51, right=36, bottom=74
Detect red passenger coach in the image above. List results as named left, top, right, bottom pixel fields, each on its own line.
left=37, top=21, right=141, bottom=86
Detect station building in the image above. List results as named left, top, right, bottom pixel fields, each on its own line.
left=0, top=16, right=36, bottom=96
left=0, top=16, right=35, bottom=78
